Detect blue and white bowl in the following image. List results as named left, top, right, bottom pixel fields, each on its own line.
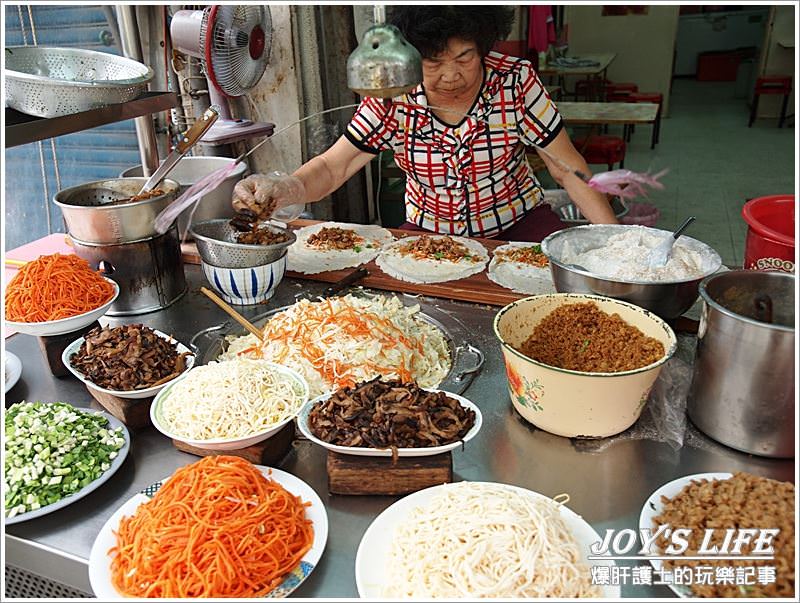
left=201, top=252, right=287, bottom=305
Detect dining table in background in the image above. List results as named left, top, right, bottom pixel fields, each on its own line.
left=558, top=101, right=661, bottom=149
left=538, top=52, right=617, bottom=100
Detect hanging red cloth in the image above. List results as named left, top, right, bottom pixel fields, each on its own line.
left=527, top=5, right=556, bottom=54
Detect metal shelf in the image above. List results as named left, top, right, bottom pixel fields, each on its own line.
left=5, top=91, right=178, bottom=148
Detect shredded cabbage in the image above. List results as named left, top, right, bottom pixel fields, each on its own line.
left=221, top=295, right=451, bottom=397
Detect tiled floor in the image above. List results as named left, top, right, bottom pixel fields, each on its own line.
left=583, top=78, right=795, bottom=267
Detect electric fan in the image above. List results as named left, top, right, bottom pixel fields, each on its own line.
left=171, top=5, right=275, bottom=144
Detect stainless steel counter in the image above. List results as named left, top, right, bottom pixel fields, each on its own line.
left=4, top=265, right=794, bottom=598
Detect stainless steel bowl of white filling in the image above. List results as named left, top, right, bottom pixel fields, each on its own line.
left=541, top=225, right=723, bottom=319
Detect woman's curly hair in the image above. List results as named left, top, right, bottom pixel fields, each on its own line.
left=388, top=6, right=515, bottom=59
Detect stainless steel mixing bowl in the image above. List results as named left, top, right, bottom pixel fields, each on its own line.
left=541, top=224, right=722, bottom=319
left=556, top=198, right=629, bottom=224
left=190, top=219, right=296, bottom=268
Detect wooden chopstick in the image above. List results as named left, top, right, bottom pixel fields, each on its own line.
left=200, top=286, right=264, bottom=342
left=5, top=258, right=27, bottom=268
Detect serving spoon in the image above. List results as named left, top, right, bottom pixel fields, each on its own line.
left=648, top=216, right=696, bottom=269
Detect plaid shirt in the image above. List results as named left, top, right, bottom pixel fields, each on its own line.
left=345, top=52, right=563, bottom=237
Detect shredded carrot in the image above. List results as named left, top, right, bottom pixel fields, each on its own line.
left=4, top=253, right=115, bottom=322
left=109, top=456, right=314, bottom=598
left=239, top=296, right=447, bottom=396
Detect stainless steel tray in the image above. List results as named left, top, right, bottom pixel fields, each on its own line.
left=190, top=293, right=484, bottom=395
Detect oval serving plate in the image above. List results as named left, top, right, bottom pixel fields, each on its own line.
left=5, top=410, right=130, bottom=525
left=355, top=481, right=619, bottom=598
left=89, top=465, right=328, bottom=598
left=189, top=292, right=485, bottom=396
left=62, top=328, right=195, bottom=400
left=297, top=389, right=482, bottom=458
left=638, top=472, right=734, bottom=598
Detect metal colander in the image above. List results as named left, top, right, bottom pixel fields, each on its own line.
left=190, top=219, right=296, bottom=268
left=5, top=46, right=153, bottom=118
left=53, top=178, right=179, bottom=244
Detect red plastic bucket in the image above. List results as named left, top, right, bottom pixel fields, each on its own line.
left=741, top=195, right=795, bottom=273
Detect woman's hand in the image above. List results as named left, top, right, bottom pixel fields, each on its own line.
left=231, top=172, right=306, bottom=220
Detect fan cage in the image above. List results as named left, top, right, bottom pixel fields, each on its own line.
left=200, top=5, right=271, bottom=97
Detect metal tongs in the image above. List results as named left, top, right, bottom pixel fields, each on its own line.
left=137, top=106, right=220, bottom=196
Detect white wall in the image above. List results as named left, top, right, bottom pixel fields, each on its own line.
left=565, top=5, right=680, bottom=114
left=756, top=5, right=795, bottom=119
left=674, top=8, right=770, bottom=76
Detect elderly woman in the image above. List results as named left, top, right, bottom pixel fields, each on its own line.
left=234, top=6, right=616, bottom=241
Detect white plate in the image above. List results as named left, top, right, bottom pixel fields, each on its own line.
left=89, top=465, right=328, bottom=598
left=638, top=472, right=734, bottom=598
left=5, top=280, right=119, bottom=337
left=297, top=389, right=482, bottom=457
left=150, top=362, right=309, bottom=450
left=5, top=410, right=130, bottom=525
left=4, top=351, right=22, bottom=393
left=355, top=481, right=619, bottom=598
left=62, top=328, right=195, bottom=400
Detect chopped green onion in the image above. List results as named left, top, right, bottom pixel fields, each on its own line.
left=4, top=401, right=125, bottom=517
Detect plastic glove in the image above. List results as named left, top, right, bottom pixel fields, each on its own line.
left=231, top=171, right=306, bottom=221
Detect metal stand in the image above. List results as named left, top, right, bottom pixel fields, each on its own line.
left=117, top=5, right=159, bottom=175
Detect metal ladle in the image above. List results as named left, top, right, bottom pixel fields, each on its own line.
left=346, top=5, right=423, bottom=98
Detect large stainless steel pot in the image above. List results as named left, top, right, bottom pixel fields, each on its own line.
left=70, top=227, right=186, bottom=316
left=687, top=270, right=795, bottom=458
left=120, top=157, right=247, bottom=235
left=53, top=177, right=180, bottom=244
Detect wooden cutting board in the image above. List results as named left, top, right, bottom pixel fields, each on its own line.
left=181, top=219, right=532, bottom=307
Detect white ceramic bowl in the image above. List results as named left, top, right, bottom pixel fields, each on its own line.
left=494, top=293, right=677, bottom=439
left=150, top=362, right=310, bottom=450
left=5, top=280, right=119, bottom=337
left=297, top=389, right=483, bottom=457
left=62, top=329, right=195, bottom=400
left=201, top=252, right=287, bottom=305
